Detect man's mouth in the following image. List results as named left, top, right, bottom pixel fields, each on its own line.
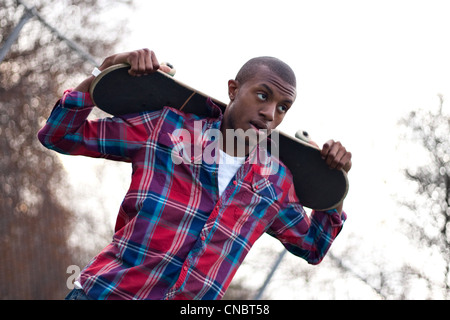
left=250, top=120, right=269, bottom=134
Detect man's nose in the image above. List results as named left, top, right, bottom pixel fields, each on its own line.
left=259, top=103, right=276, bottom=121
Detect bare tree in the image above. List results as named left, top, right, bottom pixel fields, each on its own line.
left=397, top=94, right=450, bottom=299
left=0, top=0, right=132, bottom=299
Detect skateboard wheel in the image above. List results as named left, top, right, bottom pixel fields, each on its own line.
left=295, top=130, right=311, bottom=142
left=161, top=62, right=176, bottom=77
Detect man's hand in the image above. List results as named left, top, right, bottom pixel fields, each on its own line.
left=321, top=140, right=352, bottom=173
left=101, top=48, right=171, bottom=76
left=74, top=48, right=171, bottom=92
left=319, top=140, right=352, bottom=214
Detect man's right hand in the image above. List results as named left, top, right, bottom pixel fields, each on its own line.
left=74, top=48, right=171, bottom=92
left=101, top=48, right=171, bottom=76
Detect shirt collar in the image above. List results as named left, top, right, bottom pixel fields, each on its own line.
left=206, top=97, right=226, bottom=120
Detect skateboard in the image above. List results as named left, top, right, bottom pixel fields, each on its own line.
left=89, top=64, right=349, bottom=210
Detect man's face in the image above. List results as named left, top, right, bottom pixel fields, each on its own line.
left=222, top=65, right=297, bottom=152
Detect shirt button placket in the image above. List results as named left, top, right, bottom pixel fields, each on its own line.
left=173, top=260, right=190, bottom=293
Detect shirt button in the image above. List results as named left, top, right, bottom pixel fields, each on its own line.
left=233, top=180, right=237, bottom=185
left=183, top=266, right=188, bottom=271
left=201, top=236, right=206, bottom=241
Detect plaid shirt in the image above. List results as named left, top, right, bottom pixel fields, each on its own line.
left=38, top=90, right=346, bottom=300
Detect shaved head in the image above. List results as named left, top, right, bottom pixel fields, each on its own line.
left=235, top=56, right=296, bottom=88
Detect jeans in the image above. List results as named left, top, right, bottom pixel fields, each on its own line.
left=65, top=288, right=93, bottom=300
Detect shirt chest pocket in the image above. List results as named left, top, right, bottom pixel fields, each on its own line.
left=233, top=173, right=284, bottom=224
left=251, top=174, right=283, bottom=201
left=152, top=131, right=203, bottom=197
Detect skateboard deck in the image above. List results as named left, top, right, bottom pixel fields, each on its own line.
left=90, top=63, right=225, bottom=117
left=90, top=64, right=348, bottom=210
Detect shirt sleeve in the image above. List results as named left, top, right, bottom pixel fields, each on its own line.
left=38, top=89, right=153, bottom=162
left=267, top=192, right=347, bottom=265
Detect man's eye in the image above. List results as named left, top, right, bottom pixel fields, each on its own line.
left=257, top=93, right=267, bottom=101
left=277, top=105, right=288, bottom=113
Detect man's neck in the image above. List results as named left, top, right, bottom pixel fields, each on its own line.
left=219, top=134, right=250, bottom=158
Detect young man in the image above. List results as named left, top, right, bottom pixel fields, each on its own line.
left=38, top=49, right=352, bottom=300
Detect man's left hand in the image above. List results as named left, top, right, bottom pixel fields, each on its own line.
left=321, top=140, right=352, bottom=173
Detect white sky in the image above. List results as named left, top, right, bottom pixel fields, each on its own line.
left=63, top=0, right=450, bottom=299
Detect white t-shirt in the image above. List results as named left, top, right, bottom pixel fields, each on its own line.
left=218, top=149, right=246, bottom=196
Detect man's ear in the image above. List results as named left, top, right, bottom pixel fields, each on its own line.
left=228, top=79, right=239, bottom=101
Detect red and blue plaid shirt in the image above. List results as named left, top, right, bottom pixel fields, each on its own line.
left=38, top=90, right=346, bottom=300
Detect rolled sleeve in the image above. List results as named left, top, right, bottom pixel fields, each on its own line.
left=60, top=89, right=95, bottom=110
left=267, top=202, right=346, bottom=265
left=38, top=90, right=147, bottom=161
left=322, top=208, right=347, bottom=228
